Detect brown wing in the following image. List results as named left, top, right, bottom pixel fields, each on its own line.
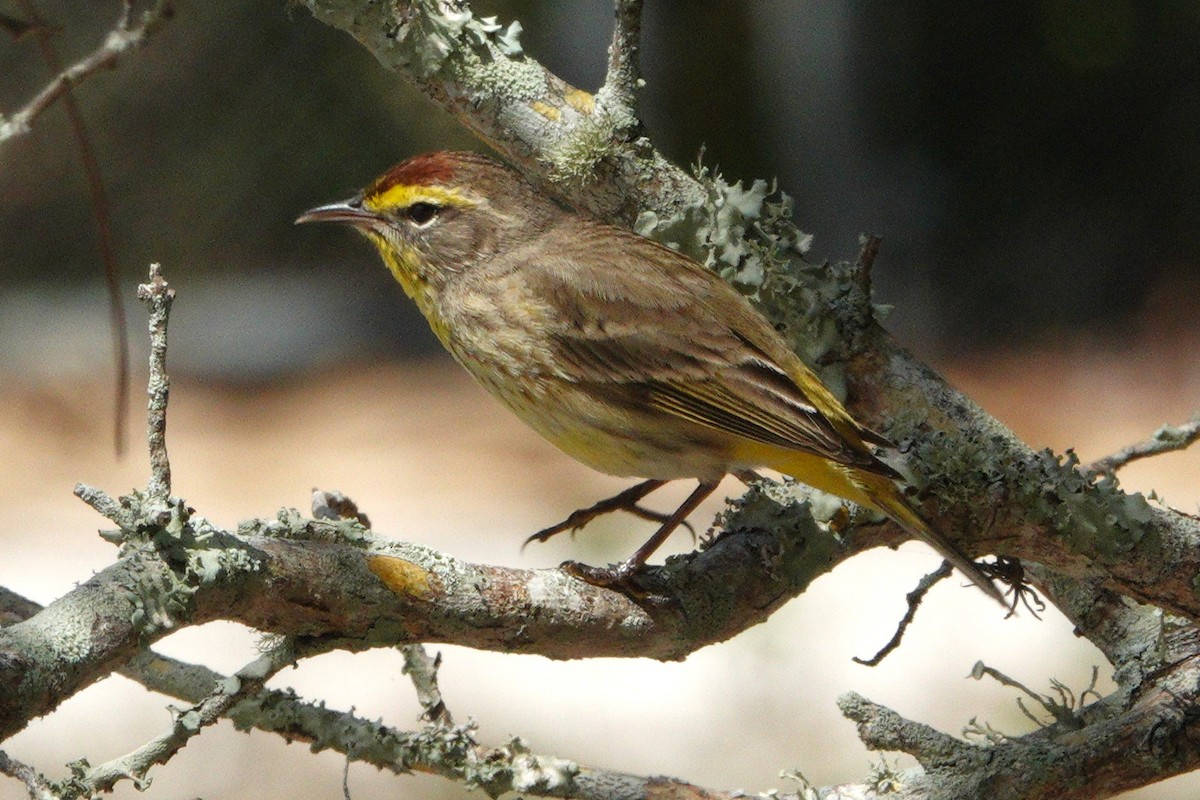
left=517, top=219, right=896, bottom=476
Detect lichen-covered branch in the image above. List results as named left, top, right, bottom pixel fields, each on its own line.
left=0, top=749, right=55, bottom=800
left=10, top=565, right=1200, bottom=800
left=5, top=4, right=1200, bottom=799
left=300, top=0, right=703, bottom=225
left=837, top=628, right=1200, bottom=800
left=0, top=479, right=877, bottom=743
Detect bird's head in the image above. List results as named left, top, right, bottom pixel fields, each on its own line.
left=297, top=151, right=555, bottom=297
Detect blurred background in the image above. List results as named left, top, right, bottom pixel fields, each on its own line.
left=2, top=1, right=1198, bottom=798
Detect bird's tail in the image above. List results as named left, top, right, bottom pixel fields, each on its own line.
left=746, top=443, right=1004, bottom=604
left=853, top=470, right=1005, bottom=605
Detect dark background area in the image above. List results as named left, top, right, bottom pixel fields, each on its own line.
left=2, top=0, right=1198, bottom=375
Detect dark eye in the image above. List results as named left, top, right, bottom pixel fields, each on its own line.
left=405, top=202, right=440, bottom=226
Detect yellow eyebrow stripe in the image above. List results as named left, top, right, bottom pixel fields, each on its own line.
left=363, top=183, right=478, bottom=212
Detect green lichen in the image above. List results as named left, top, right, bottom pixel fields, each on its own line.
left=450, top=45, right=546, bottom=102
left=545, top=115, right=619, bottom=186
left=634, top=157, right=812, bottom=295
left=1010, top=451, right=1155, bottom=561
left=104, top=494, right=266, bottom=637
left=237, top=507, right=374, bottom=546
left=902, top=425, right=1159, bottom=563
left=372, top=0, right=524, bottom=79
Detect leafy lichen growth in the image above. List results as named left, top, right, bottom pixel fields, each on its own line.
left=634, top=156, right=812, bottom=295
left=105, top=493, right=265, bottom=638
left=450, top=45, right=545, bottom=103
left=898, top=422, right=1159, bottom=564
left=238, top=506, right=375, bottom=546
left=381, top=0, right=524, bottom=79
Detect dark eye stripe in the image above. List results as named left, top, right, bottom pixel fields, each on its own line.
left=406, top=202, right=440, bottom=225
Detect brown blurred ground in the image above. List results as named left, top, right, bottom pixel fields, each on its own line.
left=1, top=324, right=1197, bottom=799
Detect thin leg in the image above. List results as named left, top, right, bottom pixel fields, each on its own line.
left=626, top=480, right=720, bottom=567
left=523, top=479, right=668, bottom=549
left=564, top=480, right=721, bottom=588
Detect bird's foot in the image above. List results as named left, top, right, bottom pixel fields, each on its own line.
left=559, top=559, right=678, bottom=609
left=521, top=478, right=670, bottom=550
left=560, top=558, right=639, bottom=588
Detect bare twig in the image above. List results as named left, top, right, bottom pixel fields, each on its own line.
left=853, top=561, right=952, bottom=666
left=0, top=0, right=173, bottom=144
left=401, top=644, right=453, bottom=725
left=1087, top=414, right=1200, bottom=476
left=597, top=0, right=644, bottom=123
left=137, top=263, right=174, bottom=502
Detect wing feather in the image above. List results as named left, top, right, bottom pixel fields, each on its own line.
left=516, top=219, right=896, bottom=475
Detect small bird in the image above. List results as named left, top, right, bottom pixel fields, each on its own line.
left=297, top=150, right=1001, bottom=602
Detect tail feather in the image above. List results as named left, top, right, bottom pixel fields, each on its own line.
left=854, top=471, right=1005, bottom=605
left=748, top=442, right=1004, bottom=604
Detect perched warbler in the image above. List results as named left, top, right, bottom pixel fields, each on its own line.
left=298, top=150, right=1000, bottom=602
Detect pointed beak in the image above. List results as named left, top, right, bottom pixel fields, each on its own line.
left=294, top=200, right=379, bottom=226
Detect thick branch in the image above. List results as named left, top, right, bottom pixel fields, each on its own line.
left=0, top=588, right=714, bottom=800
left=0, top=486, right=857, bottom=742
left=837, top=646, right=1200, bottom=800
